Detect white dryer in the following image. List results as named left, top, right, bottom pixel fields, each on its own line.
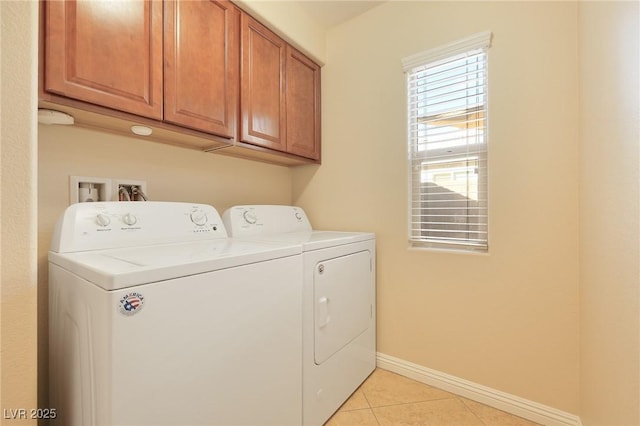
left=223, top=205, right=376, bottom=426
left=49, top=202, right=303, bottom=426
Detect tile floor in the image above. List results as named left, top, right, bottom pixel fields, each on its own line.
left=325, top=369, right=541, bottom=426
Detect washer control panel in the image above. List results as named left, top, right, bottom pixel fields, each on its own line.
left=51, top=202, right=227, bottom=253
left=222, top=205, right=312, bottom=237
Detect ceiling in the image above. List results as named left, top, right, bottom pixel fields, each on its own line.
left=296, top=1, right=385, bottom=29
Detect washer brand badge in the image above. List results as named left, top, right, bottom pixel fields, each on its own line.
left=118, top=292, right=145, bottom=316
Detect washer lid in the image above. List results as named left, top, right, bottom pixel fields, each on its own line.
left=49, top=239, right=301, bottom=291
left=237, top=231, right=375, bottom=251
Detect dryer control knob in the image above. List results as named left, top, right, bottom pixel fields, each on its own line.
left=122, top=213, right=137, bottom=226
left=190, top=210, right=208, bottom=226
left=243, top=210, right=257, bottom=224
left=95, top=213, right=111, bottom=227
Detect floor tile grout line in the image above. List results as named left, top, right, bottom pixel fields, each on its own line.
left=459, top=396, right=490, bottom=426
left=359, top=388, right=381, bottom=426
left=361, top=387, right=373, bottom=410
left=365, top=395, right=462, bottom=410
left=459, top=396, right=543, bottom=426
left=369, top=407, right=381, bottom=426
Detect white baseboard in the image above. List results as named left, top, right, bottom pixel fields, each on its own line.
left=376, top=352, right=581, bottom=426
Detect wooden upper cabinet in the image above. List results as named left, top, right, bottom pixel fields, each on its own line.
left=42, top=1, right=320, bottom=164
left=44, top=0, right=163, bottom=119
left=240, top=13, right=287, bottom=152
left=164, top=1, right=239, bottom=138
left=286, top=46, right=321, bottom=161
left=240, top=13, right=321, bottom=161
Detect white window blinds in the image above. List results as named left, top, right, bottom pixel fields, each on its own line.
left=403, top=32, right=492, bottom=251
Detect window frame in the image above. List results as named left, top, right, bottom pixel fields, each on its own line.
left=403, top=31, right=492, bottom=252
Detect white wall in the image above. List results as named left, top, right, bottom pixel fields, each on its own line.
left=579, top=1, right=640, bottom=424
left=293, top=1, right=581, bottom=413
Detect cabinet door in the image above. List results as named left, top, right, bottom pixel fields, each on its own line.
left=44, top=0, right=163, bottom=119
left=286, top=46, right=321, bottom=160
left=164, top=1, right=239, bottom=138
left=240, top=14, right=286, bottom=151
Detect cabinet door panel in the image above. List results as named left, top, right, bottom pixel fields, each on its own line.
left=240, top=14, right=286, bottom=151
left=45, top=0, right=162, bottom=119
left=286, top=46, right=321, bottom=160
left=164, top=0, right=239, bottom=138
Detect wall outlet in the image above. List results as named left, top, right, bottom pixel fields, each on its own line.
left=70, top=176, right=112, bottom=204
left=114, top=179, right=148, bottom=201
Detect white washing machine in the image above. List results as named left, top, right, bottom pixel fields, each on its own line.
left=49, top=201, right=303, bottom=426
left=222, top=205, right=376, bottom=426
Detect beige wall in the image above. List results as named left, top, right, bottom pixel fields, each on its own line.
left=38, top=125, right=293, bottom=227
left=579, top=1, right=640, bottom=425
left=37, top=125, right=293, bottom=406
left=0, top=1, right=39, bottom=423
left=293, top=1, right=581, bottom=413
left=234, top=0, right=326, bottom=64
left=6, top=0, right=640, bottom=421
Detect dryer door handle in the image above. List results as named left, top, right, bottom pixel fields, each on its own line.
left=317, top=296, right=330, bottom=328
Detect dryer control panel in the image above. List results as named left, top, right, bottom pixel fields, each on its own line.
left=222, top=205, right=312, bottom=236
left=51, top=202, right=227, bottom=253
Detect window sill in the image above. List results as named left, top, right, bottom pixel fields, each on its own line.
left=408, top=242, right=489, bottom=256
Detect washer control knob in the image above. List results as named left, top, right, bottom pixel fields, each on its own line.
left=122, top=213, right=137, bottom=226
left=95, top=213, right=111, bottom=227
left=190, top=210, right=208, bottom=226
left=294, top=211, right=303, bottom=221
left=243, top=210, right=257, bottom=224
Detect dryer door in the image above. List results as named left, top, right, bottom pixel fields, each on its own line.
left=314, top=250, right=372, bottom=365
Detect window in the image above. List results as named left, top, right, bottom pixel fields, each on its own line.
left=403, top=31, right=492, bottom=252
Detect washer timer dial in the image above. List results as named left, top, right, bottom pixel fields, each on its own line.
left=243, top=210, right=257, bottom=224
left=190, top=210, right=208, bottom=226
